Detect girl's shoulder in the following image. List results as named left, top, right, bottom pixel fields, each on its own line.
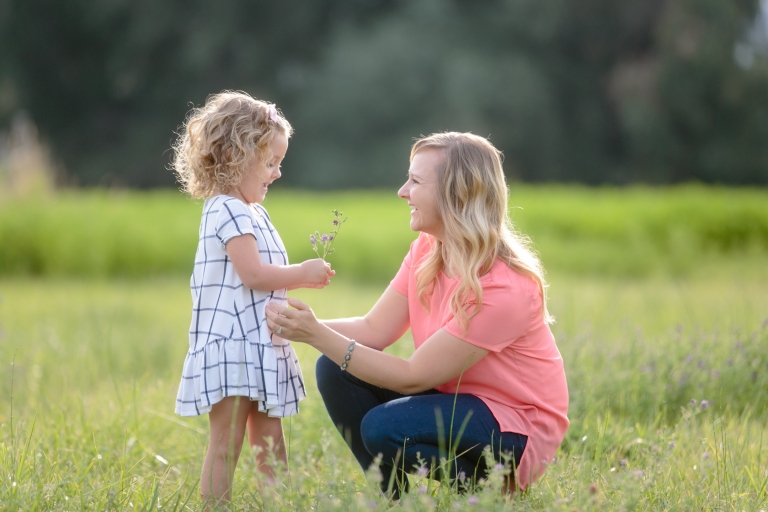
left=251, top=202, right=271, bottom=221
left=206, top=194, right=246, bottom=208
left=205, top=195, right=260, bottom=217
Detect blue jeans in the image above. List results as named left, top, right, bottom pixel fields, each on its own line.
left=315, top=355, right=527, bottom=497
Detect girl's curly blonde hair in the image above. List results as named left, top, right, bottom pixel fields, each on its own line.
left=172, top=91, right=293, bottom=199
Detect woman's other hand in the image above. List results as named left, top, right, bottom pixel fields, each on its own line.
left=266, top=298, right=325, bottom=343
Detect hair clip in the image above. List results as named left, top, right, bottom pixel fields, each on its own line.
left=268, top=105, right=279, bottom=122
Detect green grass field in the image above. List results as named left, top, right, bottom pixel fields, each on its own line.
left=1, top=187, right=767, bottom=510
left=1, top=186, right=767, bottom=280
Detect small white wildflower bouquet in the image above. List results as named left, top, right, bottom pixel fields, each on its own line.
left=310, top=209, right=348, bottom=260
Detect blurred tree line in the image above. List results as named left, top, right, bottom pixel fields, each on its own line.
left=1, top=0, right=767, bottom=189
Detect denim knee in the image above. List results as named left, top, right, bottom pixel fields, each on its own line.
left=360, top=406, right=400, bottom=462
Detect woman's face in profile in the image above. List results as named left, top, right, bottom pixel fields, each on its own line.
left=398, top=148, right=442, bottom=239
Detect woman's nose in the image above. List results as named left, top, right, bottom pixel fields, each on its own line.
left=397, top=182, right=408, bottom=199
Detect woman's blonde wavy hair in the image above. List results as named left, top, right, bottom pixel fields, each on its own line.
left=411, top=132, right=552, bottom=332
left=172, top=90, right=293, bottom=199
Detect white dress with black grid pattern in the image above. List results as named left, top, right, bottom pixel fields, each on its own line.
left=175, top=195, right=306, bottom=417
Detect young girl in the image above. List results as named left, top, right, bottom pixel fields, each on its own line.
left=172, top=91, right=333, bottom=506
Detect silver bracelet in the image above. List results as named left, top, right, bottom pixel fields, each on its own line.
left=340, top=339, right=356, bottom=371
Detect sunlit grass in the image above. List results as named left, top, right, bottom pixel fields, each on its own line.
left=1, top=273, right=766, bottom=510
left=1, top=186, right=767, bottom=280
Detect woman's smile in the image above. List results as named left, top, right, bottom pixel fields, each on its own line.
left=398, top=148, right=443, bottom=239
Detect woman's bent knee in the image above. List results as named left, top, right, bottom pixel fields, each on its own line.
left=360, top=407, right=399, bottom=461
left=316, top=354, right=342, bottom=395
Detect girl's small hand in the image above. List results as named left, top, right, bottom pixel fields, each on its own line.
left=287, top=268, right=335, bottom=290
left=300, top=258, right=334, bottom=286
left=267, top=298, right=323, bottom=344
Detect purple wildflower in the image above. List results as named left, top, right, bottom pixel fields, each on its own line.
left=702, top=452, right=711, bottom=460
left=309, top=208, right=348, bottom=260
left=690, top=399, right=698, bottom=406
left=468, top=496, right=479, bottom=505
left=700, top=400, right=709, bottom=409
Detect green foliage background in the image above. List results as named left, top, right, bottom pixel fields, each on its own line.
left=1, top=0, right=768, bottom=187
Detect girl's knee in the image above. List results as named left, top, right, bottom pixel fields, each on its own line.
left=248, top=412, right=283, bottom=439
left=208, top=429, right=246, bottom=458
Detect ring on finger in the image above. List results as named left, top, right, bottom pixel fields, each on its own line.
left=276, top=326, right=283, bottom=335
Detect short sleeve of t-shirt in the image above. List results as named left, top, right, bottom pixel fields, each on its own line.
left=444, top=276, right=538, bottom=353
left=390, top=236, right=420, bottom=296
left=215, top=199, right=256, bottom=249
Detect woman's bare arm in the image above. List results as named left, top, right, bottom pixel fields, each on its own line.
left=266, top=298, right=489, bottom=395
left=321, top=286, right=410, bottom=351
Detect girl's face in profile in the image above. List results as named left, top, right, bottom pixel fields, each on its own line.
left=238, top=132, right=288, bottom=204
left=398, top=148, right=442, bottom=239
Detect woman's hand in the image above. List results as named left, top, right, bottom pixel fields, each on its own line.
left=266, top=297, right=325, bottom=344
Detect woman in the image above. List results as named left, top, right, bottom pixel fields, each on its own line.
left=266, top=132, right=569, bottom=496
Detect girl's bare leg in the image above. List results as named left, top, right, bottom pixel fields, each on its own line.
left=246, top=406, right=286, bottom=479
left=201, top=396, right=251, bottom=508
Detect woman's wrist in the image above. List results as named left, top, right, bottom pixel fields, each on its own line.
left=321, top=324, right=347, bottom=348
left=340, top=339, right=356, bottom=371
left=311, top=323, right=353, bottom=355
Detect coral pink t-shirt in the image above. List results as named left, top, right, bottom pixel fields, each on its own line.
left=390, top=234, right=569, bottom=489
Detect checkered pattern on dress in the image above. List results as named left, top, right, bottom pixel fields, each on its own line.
left=175, top=195, right=306, bottom=417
